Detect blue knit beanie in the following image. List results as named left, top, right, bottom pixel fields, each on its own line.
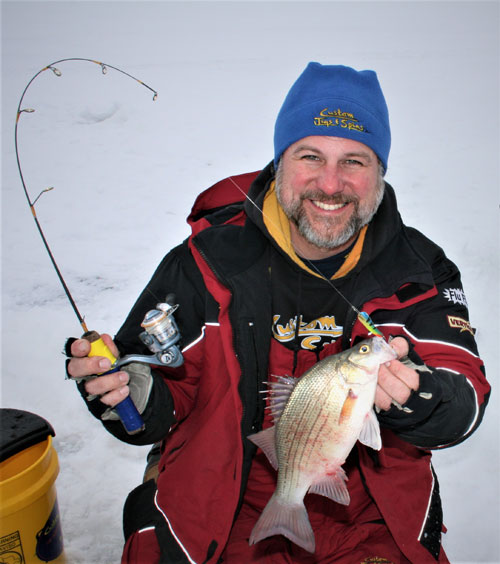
left=274, top=63, right=391, bottom=171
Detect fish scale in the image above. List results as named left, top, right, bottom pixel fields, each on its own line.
left=279, top=375, right=338, bottom=478
left=279, top=371, right=347, bottom=491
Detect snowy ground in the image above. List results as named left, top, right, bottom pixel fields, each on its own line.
left=1, top=1, right=499, bottom=563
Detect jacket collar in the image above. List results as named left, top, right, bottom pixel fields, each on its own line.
left=244, top=162, right=407, bottom=279
left=190, top=162, right=435, bottom=299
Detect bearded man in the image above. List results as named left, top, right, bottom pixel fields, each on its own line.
left=67, top=63, right=489, bottom=564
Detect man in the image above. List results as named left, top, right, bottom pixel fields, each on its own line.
left=67, top=63, right=490, bottom=563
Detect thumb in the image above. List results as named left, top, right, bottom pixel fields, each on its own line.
left=389, top=336, right=409, bottom=360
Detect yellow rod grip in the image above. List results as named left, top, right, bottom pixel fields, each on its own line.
left=82, top=330, right=117, bottom=371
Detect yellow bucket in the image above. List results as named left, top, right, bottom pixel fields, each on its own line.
left=0, top=409, right=66, bottom=563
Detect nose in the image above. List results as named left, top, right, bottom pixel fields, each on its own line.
left=315, top=163, right=345, bottom=196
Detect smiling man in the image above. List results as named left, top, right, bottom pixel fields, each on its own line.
left=275, top=136, right=385, bottom=258
left=67, top=63, right=489, bottom=564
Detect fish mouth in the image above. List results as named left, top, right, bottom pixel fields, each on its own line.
left=346, top=360, right=374, bottom=374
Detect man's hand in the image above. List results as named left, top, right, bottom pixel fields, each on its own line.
left=375, top=336, right=419, bottom=411
left=67, top=333, right=131, bottom=407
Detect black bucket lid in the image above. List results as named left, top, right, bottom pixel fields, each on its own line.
left=0, top=409, right=55, bottom=463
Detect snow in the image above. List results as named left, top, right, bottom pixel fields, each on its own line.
left=1, top=1, right=499, bottom=563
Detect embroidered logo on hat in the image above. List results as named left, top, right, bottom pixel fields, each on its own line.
left=314, top=108, right=366, bottom=132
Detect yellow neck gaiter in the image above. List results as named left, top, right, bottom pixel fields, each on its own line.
left=262, top=181, right=367, bottom=280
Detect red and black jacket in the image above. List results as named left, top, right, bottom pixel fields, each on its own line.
left=108, top=163, right=489, bottom=564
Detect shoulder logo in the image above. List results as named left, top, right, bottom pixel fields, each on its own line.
left=314, top=108, right=365, bottom=132
left=443, top=288, right=468, bottom=307
left=447, top=315, right=475, bottom=335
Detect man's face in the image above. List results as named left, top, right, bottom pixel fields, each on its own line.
left=275, top=136, right=384, bottom=259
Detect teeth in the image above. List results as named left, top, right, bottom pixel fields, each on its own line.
left=313, top=200, right=346, bottom=211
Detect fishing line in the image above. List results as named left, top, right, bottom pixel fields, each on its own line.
left=227, top=175, right=383, bottom=338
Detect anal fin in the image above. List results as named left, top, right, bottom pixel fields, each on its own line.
left=308, top=467, right=350, bottom=505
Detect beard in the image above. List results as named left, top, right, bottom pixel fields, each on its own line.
left=275, top=164, right=385, bottom=251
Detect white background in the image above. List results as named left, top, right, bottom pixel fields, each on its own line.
left=1, top=1, right=499, bottom=563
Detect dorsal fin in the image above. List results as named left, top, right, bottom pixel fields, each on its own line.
left=264, top=375, right=297, bottom=424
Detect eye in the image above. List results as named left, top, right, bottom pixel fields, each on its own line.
left=301, top=154, right=321, bottom=162
left=359, top=344, right=371, bottom=354
left=343, top=159, right=364, bottom=167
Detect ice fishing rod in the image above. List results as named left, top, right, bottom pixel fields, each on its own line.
left=15, top=58, right=157, bottom=332
left=226, top=176, right=384, bottom=339
left=14, top=58, right=183, bottom=435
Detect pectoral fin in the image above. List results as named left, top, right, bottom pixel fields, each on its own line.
left=358, top=408, right=382, bottom=451
left=338, top=389, right=358, bottom=425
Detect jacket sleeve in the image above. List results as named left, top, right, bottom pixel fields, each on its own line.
left=377, top=233, right=490, bottom=449
left=105, top=240, right=208, bottom=445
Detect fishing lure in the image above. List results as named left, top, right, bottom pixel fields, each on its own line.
left=356, top=311, right=383, bottom=338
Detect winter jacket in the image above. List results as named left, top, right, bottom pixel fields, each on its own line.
left=109, top=163, right=489, bottom=564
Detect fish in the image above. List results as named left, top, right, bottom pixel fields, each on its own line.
left=247, top=336, right=397, bottom=553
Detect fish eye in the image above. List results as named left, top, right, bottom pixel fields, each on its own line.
left=359, top=344, right=370, bottom=354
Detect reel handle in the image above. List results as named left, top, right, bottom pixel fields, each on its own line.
left=82, top=330, right=145, bottom=435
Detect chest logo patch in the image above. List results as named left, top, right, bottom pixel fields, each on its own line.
left=272, top=314, right=343, bottom=350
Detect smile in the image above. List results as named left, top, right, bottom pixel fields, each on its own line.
left=312, top=200, right=349, bottom=211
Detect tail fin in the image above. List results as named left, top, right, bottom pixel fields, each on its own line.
left=249, top=493, right=315, bottom=553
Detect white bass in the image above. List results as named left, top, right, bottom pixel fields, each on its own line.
left=248, top=336, right=397, bottom=553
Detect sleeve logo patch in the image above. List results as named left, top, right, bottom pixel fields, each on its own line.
left=443, top=287, right=468, bottom=307
left=447, top=315, right=475, bottom=335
